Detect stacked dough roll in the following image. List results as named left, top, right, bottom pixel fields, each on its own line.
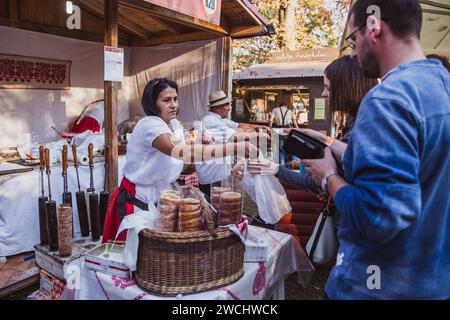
left=211, top=187, right=231, bottom=227
left=57, top=205, right=72, bottom=257
left=156, top=191, right=180, bottom=232
left=178, top=198, right=203, bottom=232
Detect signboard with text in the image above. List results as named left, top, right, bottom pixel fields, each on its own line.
left=145, top=0, right=222, bottom=26
left=104, top=46, right=124, bottom=82
left=314, top=98, right=326, bottom=120
left=269, top=48, right=339, bottom=64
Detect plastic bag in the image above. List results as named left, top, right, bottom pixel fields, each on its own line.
left=115, top=206, right=158, bottom=272
left=243, top=168, right=292, bottom=224
left=69, top=130, right=104, bottom=165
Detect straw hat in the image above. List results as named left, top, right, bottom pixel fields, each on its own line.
left=208, top=90, right=231, bottom=108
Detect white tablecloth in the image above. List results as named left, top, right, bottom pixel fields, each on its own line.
left=66, top=226, right=314, bottom=300
left=0, top=156, right=126, bottom=256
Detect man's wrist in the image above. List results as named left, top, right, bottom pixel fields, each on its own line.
left=321, top=171, right=339, bottom=194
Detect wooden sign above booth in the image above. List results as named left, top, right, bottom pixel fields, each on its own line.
left=269, top=48, right=339, bottom=64
left=144, top=0, right=222, bottom=26
left=0, top=54, right=71, bottom=90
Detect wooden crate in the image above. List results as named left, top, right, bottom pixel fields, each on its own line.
left=0, top=251, right=39, bottom=298
left=35, top=237, right=101, bottom=280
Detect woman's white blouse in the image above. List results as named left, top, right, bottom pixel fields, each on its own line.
left=122, top=116, right=185, bottom=203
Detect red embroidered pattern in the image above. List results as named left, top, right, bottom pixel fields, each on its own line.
left=111, top=275, right=136, bottom=290
left=0, top=54, right=70, bottom=89
left=253, top=262, right=266, bottom=296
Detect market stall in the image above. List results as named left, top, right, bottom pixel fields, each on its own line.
left=0, top=0, right=272, bottom=189
left=0, top=0, right=271, bottom=256
left=232, top=48, right=339, bottom=135
left=0, top=0, right=313, bottom=298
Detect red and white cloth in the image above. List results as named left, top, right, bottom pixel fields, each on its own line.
left=178, top=172, right=199, bottom=187
left=65, top=226, right=315, bottom=300
left=226, top=217, right=249, bottom=244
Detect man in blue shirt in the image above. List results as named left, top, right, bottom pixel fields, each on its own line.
left=302, top=0, right=450, bottom=299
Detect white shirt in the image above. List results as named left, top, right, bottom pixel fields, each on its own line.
left=122, top=116, right=185, bottom=204
left=195, top=112, right=238, bottom=184
left=272, top=106, right=294, bottom=127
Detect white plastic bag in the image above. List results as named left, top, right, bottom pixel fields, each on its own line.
left=115, top=206, right=158, bottom=272
left=70, top=130, right=104, bottom=165
left=243, top=168, right=292, bottom=224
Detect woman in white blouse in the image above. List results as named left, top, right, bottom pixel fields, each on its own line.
left=103, top=78, right=257, bottom=242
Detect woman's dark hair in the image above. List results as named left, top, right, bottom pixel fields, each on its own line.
left=141, top=78, right=178, bottom=116
left=325, top=55, right=378, bottom=117
left=350, top=0, right=422, bottom=39
left=427, top=54, right=450, bottom=72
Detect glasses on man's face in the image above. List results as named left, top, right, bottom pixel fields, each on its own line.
left=345, top=23, right=366, bottom=49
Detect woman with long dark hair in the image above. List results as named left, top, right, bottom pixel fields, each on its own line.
left=246, top=56, right=378, bottom=194
left=103, top=78, right=258, bottom=242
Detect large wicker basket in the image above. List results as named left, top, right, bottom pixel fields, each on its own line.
left=136, top=227, right=245, bottom=295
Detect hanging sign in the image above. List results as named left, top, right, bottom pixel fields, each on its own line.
left=144, top=0, right=222, bottom=26
left=314, top=98, right=326, bottom=120
left=104, top=46, right=124, bottom=82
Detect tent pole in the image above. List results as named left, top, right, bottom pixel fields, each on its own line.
left=104, top=0, right=119, bottom=192
left=222, top=36, right=233, bottom=119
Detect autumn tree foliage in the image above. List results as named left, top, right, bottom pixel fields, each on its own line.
left=233, top=0, right=350, bottom=71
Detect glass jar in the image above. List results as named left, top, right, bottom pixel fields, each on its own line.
left=216, top=174, right=244, bottom=226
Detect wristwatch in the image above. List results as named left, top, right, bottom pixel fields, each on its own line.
left=321, top=172, right=339, bottom=194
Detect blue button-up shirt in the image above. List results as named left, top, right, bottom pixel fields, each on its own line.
left=327, top=59, right=450, bottom=299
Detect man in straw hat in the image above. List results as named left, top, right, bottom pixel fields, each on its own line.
left=196, top=90, right=270, bottom=198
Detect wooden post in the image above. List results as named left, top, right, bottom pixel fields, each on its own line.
left=8, top=0, right=18, bottom=27
left=104, top=0, right=119, bottom=192
left=222, top=36, right=233, bottom=119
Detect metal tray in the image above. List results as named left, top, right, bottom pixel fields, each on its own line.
left=83, top=243, right=130, bottom=278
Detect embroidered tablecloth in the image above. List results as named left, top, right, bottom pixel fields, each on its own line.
left=67, top=226, right=314, bottom=300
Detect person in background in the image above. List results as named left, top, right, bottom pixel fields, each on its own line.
left=302, top=0, right=450, bottom=299
left=295, top=102, right=309, bottom=126
left=270, top=102, right=298, bottom=129
left=71, top=100, right=104, bottom=133
left=196, top=90, right=270, bottom=199
left=269, top=102, right=299, bottom=165
left=323, top=55, right=378, bottom=144
left=103, top=80, right=258, bottom=243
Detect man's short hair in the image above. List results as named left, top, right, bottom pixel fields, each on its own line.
left=350, top=0, right=422, bottom=39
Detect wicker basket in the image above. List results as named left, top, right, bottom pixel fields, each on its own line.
left=136, top=227, right=245, bottom=295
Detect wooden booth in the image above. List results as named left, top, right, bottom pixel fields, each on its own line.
left=232, top=48, right=339, bottom=135
left=0, top=0, right=272, bottom=193
left=0, top=1, right=273, bottom=296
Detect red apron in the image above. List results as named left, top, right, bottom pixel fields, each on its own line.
left=102, top=177, right=148, bottom=243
